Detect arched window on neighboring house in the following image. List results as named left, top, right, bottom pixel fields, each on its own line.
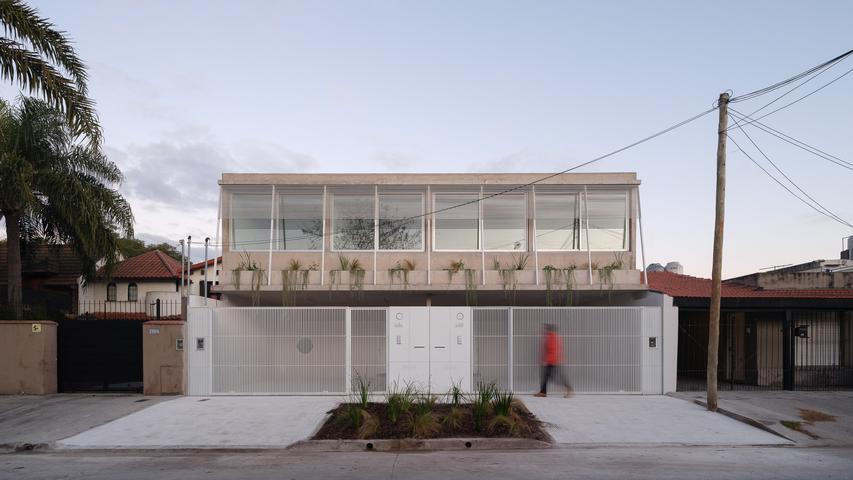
left=128, top=283, right=138, bottom=302
left=107, top=282, right=117, bottom=302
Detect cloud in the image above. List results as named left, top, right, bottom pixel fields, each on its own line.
left=107, top=138, right=318, bottom=213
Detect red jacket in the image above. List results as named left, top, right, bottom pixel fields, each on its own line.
left=543, top=331, right=562, bottom=365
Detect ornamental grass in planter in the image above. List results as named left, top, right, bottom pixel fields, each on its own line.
left=313, top=381, right=548, bottom=441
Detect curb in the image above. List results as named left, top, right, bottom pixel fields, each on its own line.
left=288, top=437, right=552, bottom=452
left=691, top=399, right=795, bottom=442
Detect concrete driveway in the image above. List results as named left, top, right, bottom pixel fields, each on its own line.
left=522, top=394, right=789, bottom=445
left=673, top=391, right=853, bottom=446
left=0, top=394, right=169, bottom=448
left=58, top=396, right=340, bottom=449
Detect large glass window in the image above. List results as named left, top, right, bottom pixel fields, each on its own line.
left=584, top=192, right=628, bottom=250
left=230, top=192, right=272, bottom=251
left=107, top=282, right=117, bottom=302
left=483, top=194, right=527, bottom=251
left=127, top=283, right=138, bottom=302
left=277, top=193, right=323, bottom=250
left=434, top=193, right=479, bottom=250
left=535, top=193, right=579, bottom=250
left=332, top=194, right=375, bottom=250
left=379, top=194, right=423, bottom=250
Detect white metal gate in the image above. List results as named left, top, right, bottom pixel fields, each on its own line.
left=471, top=307, right=662, bottom=394
left=187, top=307, right=386, bottom=395
left=187, top=306, right=662, bottom=395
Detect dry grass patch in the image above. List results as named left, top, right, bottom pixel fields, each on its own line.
left=798, top=408, right=837, bottom=423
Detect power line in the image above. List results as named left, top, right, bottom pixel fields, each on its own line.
left=726, top=64, right=853, bottom=130
left=728, top=108, right=853, bottom=171
left=726, top=133, right=853, bottom=229
left=730, top=49, right=853, bottom=103
left=727, top=113, right=853, bottom=228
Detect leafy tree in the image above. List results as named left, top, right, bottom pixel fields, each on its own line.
left=0, top=97, right=132, bottom=315
left=0, top=0, right=100, bottom=144
left=117, top=237, right=181, bottom=262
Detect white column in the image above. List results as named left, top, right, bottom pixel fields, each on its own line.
left=321, top=185, right=327, bottom=286
left=480, top=185, right=485, bottom=286
left=637, top=186, right=648, bottom=285
left=345, top=307, right=352, bottom=394
left=531, top=185, right=539, bottom=285
left=267, top=185, right=275, bottom=286
left=583, top=186, right=593, bottom=285
left=427, top=185, right=432, bottom=285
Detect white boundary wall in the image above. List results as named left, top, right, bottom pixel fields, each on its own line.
left=187, top=306, right=668, bottom=395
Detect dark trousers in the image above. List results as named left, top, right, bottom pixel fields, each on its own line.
left=540, top=364, right=572, bottom=394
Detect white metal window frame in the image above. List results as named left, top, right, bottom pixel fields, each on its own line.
left=271, top=188, right=324, bottom=253
left=533, top=190, right=582, bottom=252
left=377, top=192, right=426, bottom=252
left=481, top=191, right=529, bottom=252
left=329, top=190, right=377, bottom=252
left=226, top=186, right=275, bottom=253
left=583, top=189, right=630, bottom=253
left=431, top=190, right=483, bottom=252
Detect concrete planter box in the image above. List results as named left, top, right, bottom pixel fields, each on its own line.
left=231, top=269, right=268, bottom=290
left=273, top=270, right=322, bottom=287
left=484, top=270, right=536, bottom=287
left=376, top=270, right=428, bottom=288
left=327, top=270, right=373, bottom=289
left=431, top=269, right=479, bottom=286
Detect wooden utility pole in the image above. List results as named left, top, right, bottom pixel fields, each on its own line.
left=707, top=92, right=729, bottom=412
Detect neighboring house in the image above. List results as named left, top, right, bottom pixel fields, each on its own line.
left=188, top=256, right=222, bottom=298
left=78, top=250, right=181, bottom=319
left=648, top=270, right=853, bottom=391
left=184, top=172, right=684, bottom=397
left=0, top=244, right=83, bottom=315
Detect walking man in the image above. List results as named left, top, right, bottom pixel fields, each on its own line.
left=534, top=323, right=573, bottom=397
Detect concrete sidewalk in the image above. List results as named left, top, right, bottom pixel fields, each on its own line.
left=58, top=396, right=340, bottom=449
left=522, top=394, right=790, bottom=445
left=0, top=394, right=168, bottom=448
left=672, top=391, right=853, bottom=446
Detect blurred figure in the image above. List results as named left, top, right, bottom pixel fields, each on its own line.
left=533, top=323, right=573, bottom=398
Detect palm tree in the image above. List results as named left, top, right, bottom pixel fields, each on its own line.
left=0, top=97, right=132, bottom=315
left=0, top=0, right=100, bottom=144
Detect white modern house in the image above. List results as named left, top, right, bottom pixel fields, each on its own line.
left=186, top=173, right=677, bottom=396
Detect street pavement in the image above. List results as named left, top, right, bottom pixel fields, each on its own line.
left=2, top=446, right=851, bottom=480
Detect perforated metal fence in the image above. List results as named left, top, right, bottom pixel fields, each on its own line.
left=351, top=308, right=388, bottom=392
left=188, top=305, right=660, bottom=395
left=212, top=307, right=347, bottom=394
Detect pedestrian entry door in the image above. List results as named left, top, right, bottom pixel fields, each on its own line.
left=388, top=307, right=472, bottom=392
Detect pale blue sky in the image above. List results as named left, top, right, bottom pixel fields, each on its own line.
left=6, top=1, right=852, bottom=277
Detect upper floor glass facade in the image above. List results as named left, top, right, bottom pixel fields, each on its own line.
left=222, top=184, right=634, bottom=254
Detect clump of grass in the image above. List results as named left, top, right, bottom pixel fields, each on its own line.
left=409, top=393, right=440, bottom=438
left=386, top=382, right=416, bottom=424
left=448, top=381, right=463, bottom=407
left=780, top=420, right=820, bottom=439
left=352, top=375, right=370, bottom=409
left=471, top=382, right=496, bottom=433
left=491, top=390, right=514, bottom=417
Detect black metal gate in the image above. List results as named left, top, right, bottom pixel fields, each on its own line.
left=57, top=319, right=143, bottom=392
left=677, top=309, right=853, bottom=391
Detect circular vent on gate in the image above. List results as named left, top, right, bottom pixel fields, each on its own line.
left=297, top=337, right=314, bottom=354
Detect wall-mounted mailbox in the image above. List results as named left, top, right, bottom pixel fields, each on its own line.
left=648, top=337, right=657, bottom=348
left=196, top=337, right=205, bottom=351
left=176, top=338, right=184, bottom=351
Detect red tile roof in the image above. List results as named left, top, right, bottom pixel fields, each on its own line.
left=647, top=271, right=853, bottom=299
left=191, top=256, right=223, bottom=272
left=100, top=250, right=182, bottom=280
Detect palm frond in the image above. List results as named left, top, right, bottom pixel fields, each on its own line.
left=0, top=38, right=100, bottom=144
